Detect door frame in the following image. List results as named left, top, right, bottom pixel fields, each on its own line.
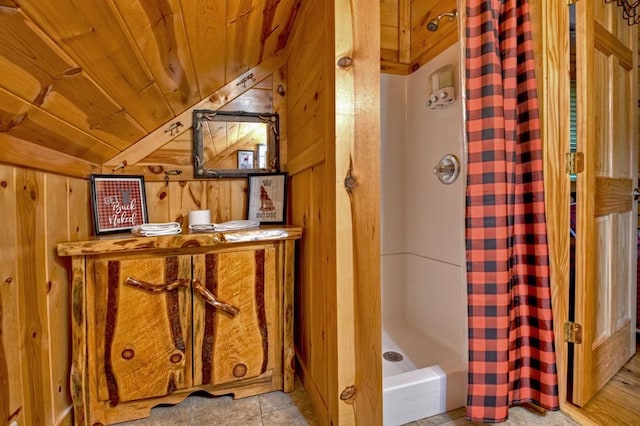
left=529, top=0, right=572, bottom=409
left=531, top=1, right=637, bottom=423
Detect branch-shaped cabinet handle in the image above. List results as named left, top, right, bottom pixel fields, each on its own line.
left=125, top=276, right=191, bottom=292
left=192, top=279, right=240, bottom=317
left=124, top=276, right=240, bottom=318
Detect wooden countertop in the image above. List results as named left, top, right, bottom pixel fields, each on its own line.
left=57, top=225, right=302, bottom=257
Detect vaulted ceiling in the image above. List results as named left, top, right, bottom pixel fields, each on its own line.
left=0, top=0, right=457, bottom=177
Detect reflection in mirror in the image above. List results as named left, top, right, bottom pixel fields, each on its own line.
left=193, top=110, right=279, bottom=178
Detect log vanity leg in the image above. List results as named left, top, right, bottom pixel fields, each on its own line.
left=283, top=239, right=296, bottom=392
left=70, top=257, right=88, bottom=426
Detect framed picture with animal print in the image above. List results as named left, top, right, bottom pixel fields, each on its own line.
left=246, top=172, right=287, bottom=224
left=89, top=174, right=148, bottom=235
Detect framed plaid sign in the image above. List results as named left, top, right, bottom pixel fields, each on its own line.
left=90, top=174, right=148, bottom=235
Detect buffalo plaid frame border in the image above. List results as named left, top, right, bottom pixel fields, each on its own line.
left=90, top=174, right=148, bottom=235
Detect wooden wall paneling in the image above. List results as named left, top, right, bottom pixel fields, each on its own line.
left=334, top=0, right=381, bottom=423
left=44, top=174, right=73, bottom=424
left=138, top=133, right=193, bottom=170
left=16, top=0, right=174, bottom=132
left=221, top=0, right=299, bottom=81
left=104, top=54, right=286, bottom=170
left=178, top=0, right=226, bottom=97
left=290, top=171, right=310, bottom=360
left=228, top=179, right=249, bottom=219
left=333, top=0, right=357, bottom=421
left=273, top=67, right=288, bottom=169
left=528, top=0, right=572, bottom=411
left=145, top=181, right=172, bottom=223
left=168, top=180, right=207, bottom=226
left=205, top=181, right=233, bottom=224
left=285, top=20, right=326, bottom=159
left=410, top=0, right=458, bottom=72
left=285, top=141, right=325, bottom=177
left=0, top=7, right=145, bottom=150
left=398, top=0, right=411, bottom=63
left=259, top=0, right=299, bottom=62
left=379, top=58, right=411, bottom=75
left=285, top=0, right=333, bottom=423
left=0, top=133, right=100, bottom=179
left=220, top=78, right=275, bottom=112
left=380, top=0, right=411, bottom=75
left=112, top=0, right=201, bottom=115
left=299, top=168, right=330, bottom=414
left=0, top=165, right=25, bottom=426
left=290, top=166, right=330, bottom=426
left=144, top=179, right=247, bottom=226
left=106, top=164, right=194, bottom=183
left=285, top=63, right=326, bottom=158
left=380, top=0, right=400, bottom=63
left=225, top=1, right=263, bottom=79
left=286, top=0, right=382, bottom=423
left=16, top=169, right=49, bottom=425
left=66, top=178, right=91, bottom=243
left=308, top=166, right=329, bottom=413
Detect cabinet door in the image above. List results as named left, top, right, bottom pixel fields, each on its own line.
left=192, top=247, right=278, bottom=386
left=92, top=255, right=192, bottom=403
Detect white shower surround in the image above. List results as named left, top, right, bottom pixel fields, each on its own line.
left=381, top=42, right=468, bottom=426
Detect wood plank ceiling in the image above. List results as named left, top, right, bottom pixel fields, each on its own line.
left=0, top=0, right=457, bottom=175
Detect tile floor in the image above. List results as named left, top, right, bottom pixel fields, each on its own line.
left=404, top=405, right=579, bottom=426
left=114, top=377, right=319, bottom=426
left=114, top=376, right=579, bottom=426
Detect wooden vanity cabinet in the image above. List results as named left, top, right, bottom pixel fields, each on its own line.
left=57, top=228, right=301, bottom=425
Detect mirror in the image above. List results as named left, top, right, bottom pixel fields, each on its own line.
left=193, top=110, right=280, bottom=178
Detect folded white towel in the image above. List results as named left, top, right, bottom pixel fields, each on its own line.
left=223, top=229, right=287, bottom=242
left=132, top=222, right=182, bottom=236
left=189, top=220, right=260, bottom=233
left=214, top=220, right=260, bottom=231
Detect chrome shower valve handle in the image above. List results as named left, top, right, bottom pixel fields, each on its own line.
left=432, top=154, right=460, bottom=185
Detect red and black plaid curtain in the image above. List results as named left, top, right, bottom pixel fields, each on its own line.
left=464, top=0, right=560, bottom=422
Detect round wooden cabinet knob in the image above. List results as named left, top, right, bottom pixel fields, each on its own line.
left=121, top=349, right=134, bottom=360
left=233, top=363, right=247, bottom=378
left=170, top=353, right=183, bottom=364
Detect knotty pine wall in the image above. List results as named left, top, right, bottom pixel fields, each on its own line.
left=144, top=179, right=248, bottom=225
left=0, top=164, right=89, bottom=426
left=285, top=0, right=382, bottom=424
left=285, top=0, right=333, bottom=424
left=1, top=1, right=386, bottom=422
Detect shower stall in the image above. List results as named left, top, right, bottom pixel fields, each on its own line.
left=380, top=42, right=468, bottom=425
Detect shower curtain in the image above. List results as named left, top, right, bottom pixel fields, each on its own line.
left=464, top=0, right=559, bottom=422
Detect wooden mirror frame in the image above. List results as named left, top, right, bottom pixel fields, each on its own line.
left=193, top=110, right=280, bottom=178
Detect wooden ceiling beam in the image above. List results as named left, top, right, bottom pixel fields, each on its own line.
left=0, top=133, right=99, bottom=178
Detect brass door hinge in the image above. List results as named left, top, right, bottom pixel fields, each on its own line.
left=566, top=152, right=584, bottom=175
left=564, top=321, right=583, bottom=344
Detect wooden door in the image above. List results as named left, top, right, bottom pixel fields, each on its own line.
left=92, top=255, right=192, bottom=403
left=572, top=1, right=637, bottom=405
left=191, top=248, right=278, bottom=387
